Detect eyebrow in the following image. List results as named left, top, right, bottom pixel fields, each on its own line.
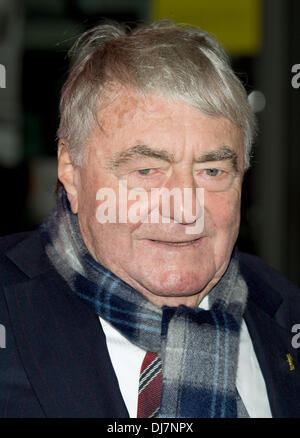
left=195, top=146, right=239, bottom=172
left=109, top=144, right=238, bottom=171
left=109, top=145, right=175, bottom=170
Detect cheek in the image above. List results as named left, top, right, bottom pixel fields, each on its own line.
left=78, top=163, right=116, bottom=216
left=206, top=190, right=241, bottom=232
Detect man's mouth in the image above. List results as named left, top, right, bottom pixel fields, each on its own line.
left=149, top=238, right=201, bottom=247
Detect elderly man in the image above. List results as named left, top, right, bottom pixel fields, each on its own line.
left=0, top=21, right=300, bottom=419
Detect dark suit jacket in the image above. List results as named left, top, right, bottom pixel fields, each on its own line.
left=0, top=230, right=300, bottom=418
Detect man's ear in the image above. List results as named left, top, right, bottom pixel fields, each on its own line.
left=57, top=140, right=79, bottom=213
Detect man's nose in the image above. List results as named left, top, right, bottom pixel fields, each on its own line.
left=158, top=171, right=202, bottom=224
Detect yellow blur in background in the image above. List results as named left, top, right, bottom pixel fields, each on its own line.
left=153, top=0, right=261, bottom=55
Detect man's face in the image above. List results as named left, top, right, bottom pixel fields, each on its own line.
left=60, top=89, right=244, bottom=307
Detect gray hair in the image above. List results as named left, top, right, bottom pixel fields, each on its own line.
left=57, top=20, right=256, bottom=170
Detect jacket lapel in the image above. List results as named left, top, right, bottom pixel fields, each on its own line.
left=4, top=232, right=129, bottom=418
left=242, top=260, right=300, bottom=418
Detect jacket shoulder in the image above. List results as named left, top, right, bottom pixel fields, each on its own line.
left=0, top=229, right=51, bottom=284
left=239, top=250, right=300, bottom=295
left=239, top=250, right=300, bottom=320
left=0, top=231, right=33, bottom=254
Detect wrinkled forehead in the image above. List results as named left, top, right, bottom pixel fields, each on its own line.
left=97, top=88, right=178, bottom=134
left=93, top=87, right=244, bottom=168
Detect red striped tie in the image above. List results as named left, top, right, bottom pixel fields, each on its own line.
left=137, top=351, right=162, bottom=418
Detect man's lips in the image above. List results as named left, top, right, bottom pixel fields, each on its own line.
left=146, top=237, right=203, bottom=247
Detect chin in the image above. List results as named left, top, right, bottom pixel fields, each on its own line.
left=141, top=268, right=214, bottom=298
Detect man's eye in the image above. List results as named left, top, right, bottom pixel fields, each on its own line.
left=204, top=168, right=220, bottom=177
left=137, top=169, right=153, bottom=175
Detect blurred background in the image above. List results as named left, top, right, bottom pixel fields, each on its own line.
left=0, top=0, right=299, bottom=286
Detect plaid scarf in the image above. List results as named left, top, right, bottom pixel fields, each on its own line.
left=40, top=187, right=249, bottom=418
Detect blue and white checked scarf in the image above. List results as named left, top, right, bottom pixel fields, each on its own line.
left=41, top=187, right=249, bottom=418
